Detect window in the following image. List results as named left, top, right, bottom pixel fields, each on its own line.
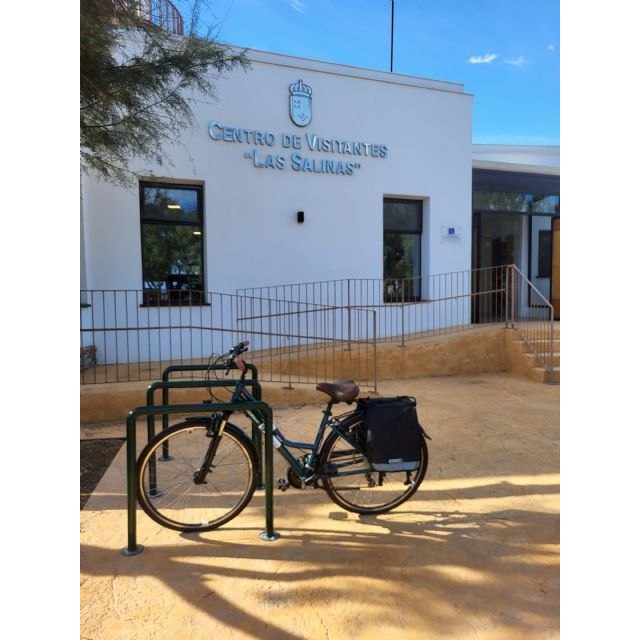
left=383, top=198, right=423, bottom=302
left=140, top=182, right=205, bottom=305
left=537, top=229, right=552, bottom=278
left=473, top=191, right=559, bottom=214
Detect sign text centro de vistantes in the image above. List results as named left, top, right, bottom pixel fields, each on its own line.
left=207, top=79, right=388, bottom=177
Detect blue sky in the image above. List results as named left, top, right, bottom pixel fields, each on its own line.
left=205, top=0, right=560, bottom=146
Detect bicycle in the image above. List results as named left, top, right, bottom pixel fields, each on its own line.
left=136, top=341, right=430, bottom=532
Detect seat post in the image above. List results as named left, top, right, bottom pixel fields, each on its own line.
left=323, top=400, right=334, bottom=420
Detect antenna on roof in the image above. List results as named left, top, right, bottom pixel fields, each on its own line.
left=390, top=0, right=395, bottom=72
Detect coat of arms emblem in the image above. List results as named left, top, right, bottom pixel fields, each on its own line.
left=289, top=79, right=312, bottom=127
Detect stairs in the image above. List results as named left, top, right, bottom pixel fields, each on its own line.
left=508, top=323, right=560, bottom=384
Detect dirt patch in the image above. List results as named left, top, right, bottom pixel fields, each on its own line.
left=80, top=438, right=125, bottom=509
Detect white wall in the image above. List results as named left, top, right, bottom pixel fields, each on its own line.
left=472, top=144, right=560, bottom=174
left=82, top=49, right=473, bottom=294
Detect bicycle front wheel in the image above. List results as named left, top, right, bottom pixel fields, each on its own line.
left=137, top=419, right=258, bottom=532
left=319, top=419, right=428, bottom=515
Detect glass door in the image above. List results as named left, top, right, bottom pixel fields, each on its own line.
left=529, top=215, right=553, bottom=302
left=473, top=212, right=524, bottom=322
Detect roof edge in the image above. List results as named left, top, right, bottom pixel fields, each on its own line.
left=241, top=47, right=469, bottom=95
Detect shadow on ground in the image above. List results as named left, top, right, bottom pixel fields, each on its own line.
left=81, top=373, right=560, bottom=639
left=82, top=503, right=559, bottom=639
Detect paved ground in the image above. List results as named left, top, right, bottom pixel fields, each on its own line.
left=80, top=372, right=559, bottom=639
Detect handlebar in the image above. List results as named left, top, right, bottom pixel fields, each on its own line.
left=228, top=340, right=250, bottom=356
left=225, top=340, right=250, bottom=374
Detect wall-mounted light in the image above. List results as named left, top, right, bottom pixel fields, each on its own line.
left=168, top=204, right=182, bottom=210
left=297, top=211, right=304, bottom=224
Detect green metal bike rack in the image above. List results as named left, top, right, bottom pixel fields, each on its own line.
left=153, top=363, right=264, bottom=487
left=156, top=362, right=264, bottom=470
left=121, top=365, right=279, bottom=557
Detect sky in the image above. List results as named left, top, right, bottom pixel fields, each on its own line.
left=203, top=0, right=560, bottom=146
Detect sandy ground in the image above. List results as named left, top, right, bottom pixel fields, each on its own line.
left=80, top=372, right=559, bottom=639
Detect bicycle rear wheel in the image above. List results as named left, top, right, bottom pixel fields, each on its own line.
left=137, top=419, right=258, bottom=532
left=319, top=419, right=428, bottom=515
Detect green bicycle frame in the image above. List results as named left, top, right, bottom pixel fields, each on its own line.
left=229, top=376, right=367, bottom=483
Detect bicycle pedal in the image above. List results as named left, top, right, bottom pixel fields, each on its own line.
left=277, top=478, right=290, bottom=492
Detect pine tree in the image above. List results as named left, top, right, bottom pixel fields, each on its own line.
left=80, top=0, right=248, bottom=186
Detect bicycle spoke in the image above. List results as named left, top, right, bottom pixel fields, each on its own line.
left=321, top=419, right=428, bottom=514
left=138, top=422, right=257, bottom=531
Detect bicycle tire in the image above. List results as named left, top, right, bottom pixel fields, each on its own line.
left=137, top=419, right=258, bottom=532
left=319, top=417, right=428, bottom=515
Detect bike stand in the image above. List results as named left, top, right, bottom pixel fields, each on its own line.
left=153, top=363, right=266, bottom=488
left=121, top=364, right=278, bottom=556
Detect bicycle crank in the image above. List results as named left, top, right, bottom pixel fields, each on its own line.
left=277, top=466, right=318, bottom=492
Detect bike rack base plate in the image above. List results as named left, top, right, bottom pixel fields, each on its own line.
left=259, top=531, right=281, bottom=542
left=120, top=545, right=144, bottom=557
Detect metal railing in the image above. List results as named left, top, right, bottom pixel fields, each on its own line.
left=81, top=265, right=556, bottom=388
left=80, top=290, right=377, bottom=389
left=508, top=265, right=556, bottom=376
left=238, top=266, right=515, bottom=347
left=239, top=264, right=556, bottom=377
left=132, top=0, right=184, bottom=35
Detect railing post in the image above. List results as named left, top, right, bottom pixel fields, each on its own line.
left=400, top=302, right=406, bottom=347
left=372, top=310, right=378, bottom=393
left=548, top=305, right=555, bottom=377
left=504, top=266, right=509, bottom=328
left=346, top=279, right=352, bottom=351
left=509, top=265, right=516, bottom=329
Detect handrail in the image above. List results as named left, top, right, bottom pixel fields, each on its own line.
left=81, top=265, right=557, bottom=387
left=80, top=289, right=377, bottom=388
left=132, top=0, right=184, bottom=35
left=237, top=266, right=512, bottom=346
left=507, top=264, right=556, bottom=378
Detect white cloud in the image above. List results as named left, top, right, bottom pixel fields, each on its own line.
left=290, top=0, right=305, bottom=13
left=505, top=56, right=525, bottom=66
left=547, top=44, right=555, bottom=51
left=468, top=54, right=498, bottom=64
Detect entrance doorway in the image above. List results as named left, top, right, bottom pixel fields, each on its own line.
left=473, top=212, right=524, bottom=323
left=471, top=168, right=560, bottom=323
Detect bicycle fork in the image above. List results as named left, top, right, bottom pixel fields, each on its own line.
left=193, top=414, right=228, bottom=485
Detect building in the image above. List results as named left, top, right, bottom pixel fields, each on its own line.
left=472, top=145, right=560, bottom=320
left=80, top=47, right=559, bottom=372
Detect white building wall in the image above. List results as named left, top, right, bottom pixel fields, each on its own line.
left=82, top=49, right=473, bottom=294
left=472, top=144, right=560, bottom=174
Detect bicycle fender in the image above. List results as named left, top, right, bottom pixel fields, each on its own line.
left=420, top=426, right=432, bottom=440
left=185, top=415, right=215, bottom=424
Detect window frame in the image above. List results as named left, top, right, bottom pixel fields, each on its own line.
left=536, top=228, right=552, bottom=278
left=139, top=181, right=206, bottom=306
left=383, top=198, right=424, bottom=303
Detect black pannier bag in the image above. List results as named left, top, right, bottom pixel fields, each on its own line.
left=359, top=396, right=424, bottom=472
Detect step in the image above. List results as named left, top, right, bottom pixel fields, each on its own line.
left=532, top=367, right=560, bottom=384
left=513, top=338, right=560, bottom=353
left=522, top=351, right=561, bottom=368
left=512, top=323, right=559, bottom=335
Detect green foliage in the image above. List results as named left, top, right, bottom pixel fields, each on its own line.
left=80, top=0, right=249, bottom=186
left=142, top=224, right=202, bottom=283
